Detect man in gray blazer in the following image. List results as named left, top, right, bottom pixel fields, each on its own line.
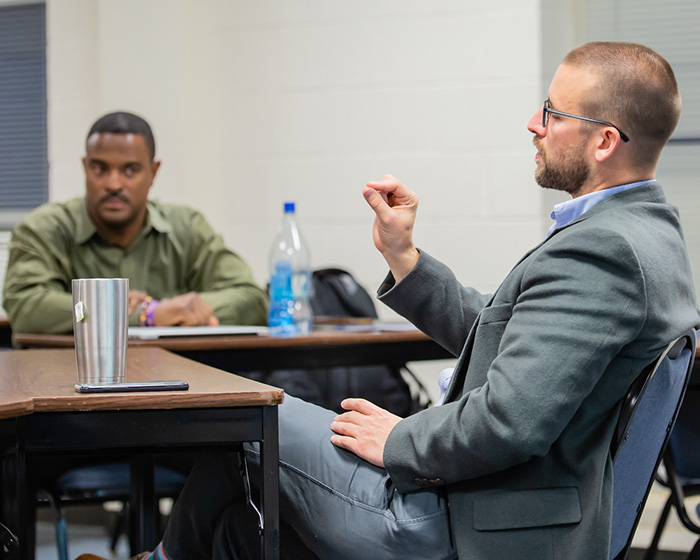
left=82, top=41, right=699, bottom=560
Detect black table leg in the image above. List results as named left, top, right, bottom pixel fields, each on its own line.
left=130, top=454, right=156, bottom=555
left=1, top=442, right=26, bottom=560
left=260, top=405, right=280, bottom=560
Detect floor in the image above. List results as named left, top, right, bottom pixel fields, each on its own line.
left=36, top=506, right=130, bottom=559
left=31, top=483, right=700, bottom=560
left=631, top=482, right=700, bottom=558
left=35, top=499, right=172, bottom=560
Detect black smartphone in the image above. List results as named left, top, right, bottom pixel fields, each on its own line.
left=74, top=380, right=190, bottom=393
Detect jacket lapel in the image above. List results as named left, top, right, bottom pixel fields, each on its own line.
left=442, top=181, right=665, bottom=403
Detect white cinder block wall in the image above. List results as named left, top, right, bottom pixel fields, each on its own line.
left=47, top=0, right=562, bottom=397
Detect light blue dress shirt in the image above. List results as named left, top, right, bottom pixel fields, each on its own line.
left=546, top=180, right=653, bottom=237
left=435, top=180, right=654, bottom=406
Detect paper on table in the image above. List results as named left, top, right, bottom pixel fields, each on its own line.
left=375, top=322, right=420, bottom=332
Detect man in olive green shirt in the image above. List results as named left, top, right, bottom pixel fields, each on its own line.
left=3, top=111, right=268, bottom=335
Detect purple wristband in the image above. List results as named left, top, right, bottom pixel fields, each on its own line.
left=146, top=299, right=160, bottom=327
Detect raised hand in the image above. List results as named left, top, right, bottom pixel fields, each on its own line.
left=363, top=174, right=420, bottom=282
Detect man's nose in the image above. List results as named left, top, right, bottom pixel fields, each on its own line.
left=527, top=107, right=545, bottom=136
left=104, top=170, right=122, bottom=191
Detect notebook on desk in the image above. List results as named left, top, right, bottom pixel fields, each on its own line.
left=128, top=325, right=269, bottom=340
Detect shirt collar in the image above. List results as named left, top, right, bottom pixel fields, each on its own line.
left=546, top=180, right=654, bottom=238
left=75, top=198, right=172, bottom=245
left=75, top=199, right=97, bottom=244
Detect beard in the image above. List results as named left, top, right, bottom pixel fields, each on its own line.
left=534, top=140, right=590, bottom=196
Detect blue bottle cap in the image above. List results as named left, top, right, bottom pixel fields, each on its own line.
left=284, top=202, right=295, bottom=213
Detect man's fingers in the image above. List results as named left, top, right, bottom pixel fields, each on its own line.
left=182, top=308, right=211, bottom=326
left=363, top=187, right=391, bottom=217
left=366, top=175, right=405, bottom=198
left=366, top=176, right=417, bottom=211
left=128, top=290, right=149, bottom=314
left=366, top=174, right=400, bottom=190
left=154, top=294, right=215, bottom=326
left=330, top=418, right=360, bottom=437
left=333, top=410, right=366, bottom=426
left=330, top=433, right=358, bottom=454
left=340, top=398, right=379, bottom=415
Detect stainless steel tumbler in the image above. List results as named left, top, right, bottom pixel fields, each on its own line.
left=72, top=278, right=129, bottom=384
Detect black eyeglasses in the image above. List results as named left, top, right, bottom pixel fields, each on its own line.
left=542, top=99, right=629, bottom=142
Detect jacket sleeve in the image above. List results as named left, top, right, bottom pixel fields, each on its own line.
left=383, top=229, right=648, bottom=492
left=378, top=250, right=492, bottom=356
left=184, top=211, right=269, bottom=326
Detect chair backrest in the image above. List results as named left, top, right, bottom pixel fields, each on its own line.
left=609, top=328, right=696, bottom=560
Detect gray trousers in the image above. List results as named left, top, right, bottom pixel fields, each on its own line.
left=162, top=395, right=456, bottom=560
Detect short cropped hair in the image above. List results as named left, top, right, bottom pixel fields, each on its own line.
left=563, top=42, right=681, bottom=168
left=86, top=111, right=156, bottom=160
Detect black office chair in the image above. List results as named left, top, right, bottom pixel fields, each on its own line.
left=0, top=522, right=18, bottom=556
left=643, top=332, right=700, bottom=560
left=688, top=521, right=700, bottom=560
left=609, top=328, right=696, bottom=560
left=37, top=461, right=186, bottom=560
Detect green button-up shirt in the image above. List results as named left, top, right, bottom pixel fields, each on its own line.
left=2, top=197, right=268, bottom=334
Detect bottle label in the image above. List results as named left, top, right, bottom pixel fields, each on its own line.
left=268, top=261, right=312, bottom=336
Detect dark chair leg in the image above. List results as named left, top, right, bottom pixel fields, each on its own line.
left=689, top=538, right=700, bottom=560
left=644, top=496, right=673, bottom=560
left=0, top=521, right=19, bottom=556
left=38, top=490, right=69, bottom=560
left=109, top=502, right=128, bottom=552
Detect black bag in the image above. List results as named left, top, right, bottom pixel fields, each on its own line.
left=260, top=268, right=430, bottom=416
left=310, top=268, right=378, bottom=319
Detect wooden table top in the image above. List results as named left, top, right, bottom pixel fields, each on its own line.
left=0, top=347, right=284, bottom=420
left=14, top=328, right=435, bottom=351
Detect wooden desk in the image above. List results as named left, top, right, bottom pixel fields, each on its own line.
left=0, top=348, right=283, bottom=560
left=14, top=329, right=455, bottom=372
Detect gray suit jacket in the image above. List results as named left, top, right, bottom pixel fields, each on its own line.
left=379, top=182, right=699, bottom=560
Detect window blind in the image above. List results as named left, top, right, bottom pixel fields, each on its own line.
left=0, top=2, right=47, bottom=219
left=575, top=0, right=700, bottom=142
left=575, top=0, right=700, bottom=298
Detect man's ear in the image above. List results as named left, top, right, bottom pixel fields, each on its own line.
left=594, top=128, right=623, bottom=163
left=150, top=160, right=162, bottom=181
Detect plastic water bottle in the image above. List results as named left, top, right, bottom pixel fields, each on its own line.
left=268, top=202, right=313, bottom=336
